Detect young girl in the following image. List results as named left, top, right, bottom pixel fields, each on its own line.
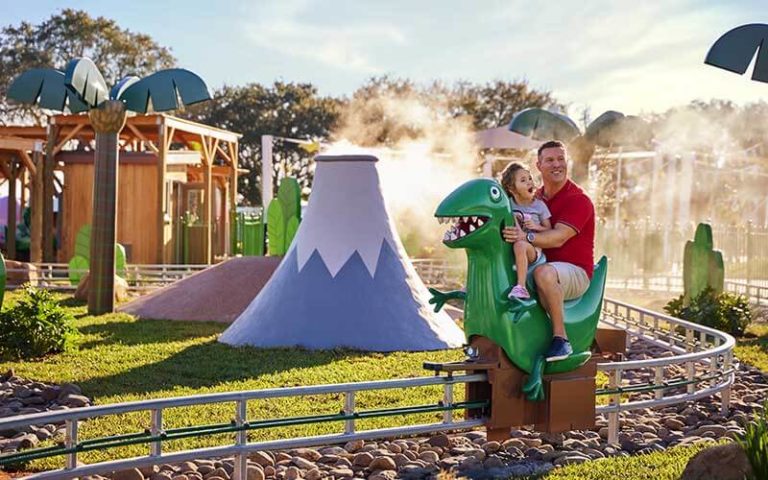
left=499, top=162, right=552, bottom=300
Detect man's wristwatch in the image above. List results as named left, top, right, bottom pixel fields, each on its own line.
left=526, top=232, right=536, bottom=244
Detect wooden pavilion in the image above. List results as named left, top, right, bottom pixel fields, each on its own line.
left=0, top=113, right=241, bottom=265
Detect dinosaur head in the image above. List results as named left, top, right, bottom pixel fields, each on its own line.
left=435, top=178, right=514, bottom=249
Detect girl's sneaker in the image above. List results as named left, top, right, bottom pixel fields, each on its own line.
left=508, top=285, right=530, bottom=300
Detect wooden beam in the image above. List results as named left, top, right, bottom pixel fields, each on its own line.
left=43, top=124, right=59, bottom=262
left=17, top=150, right=37, bottom=176
left=157, top=122, right=168, bottom=264
left=165, top=115, right=241, bottom=144
left=0, top=160, right=11, bottom=180
left=165, top=127, right=176, bottom=152
left=215, top=143, right=232, bottom=165
left=0, top=136, right=40, bottom=151
left=30, top=149, right=43, bottom=263
left=52, top=123, right=84, bottom=156
left=126, top=123, right=159, bottom=153
left=7, top=158, right=17, bottom=260
left=204, top=154, right=213, bottom=264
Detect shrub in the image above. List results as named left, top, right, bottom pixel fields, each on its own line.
left=664, top=287, right=752, bottom=336
left=739, top=402, right=768, bottom=480
left=0, top=286, right=77, bottom=360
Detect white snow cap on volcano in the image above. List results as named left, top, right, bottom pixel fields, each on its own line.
left=295, top=155, right=397, bottom=277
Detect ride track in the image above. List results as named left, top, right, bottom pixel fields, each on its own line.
left=0, top=297, right=735, bottom=480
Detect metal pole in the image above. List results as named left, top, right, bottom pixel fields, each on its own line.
left=234, top=400, right=248, bottom=480
left=150, top=409, right=163, bottom=457
left=261, top=135, right=273, bottom=208
left=344, top=391, right=355, bottom=435
left=65, top=419, right=78, bottom=470
left=443, top=382, right=453, bottom=424
left=608, top=368, right=621, bottom=445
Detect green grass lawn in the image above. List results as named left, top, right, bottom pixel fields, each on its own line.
left=0, top=289, right=759, bottom=478
left=1, top=291, right=466, bottom=469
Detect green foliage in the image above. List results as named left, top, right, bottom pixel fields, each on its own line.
left=740, top=402, right=768, bottom=480
left=266, top=198, right=286, bottom=256
left=185, top=82, right=341, bottom=205
left=665, top=287, right=752, bottom=336
left=0, top=9, right=175, bottom=123
left=683, top=223, right=725, bottom=302
left=0, top=286, right=76, bottom=360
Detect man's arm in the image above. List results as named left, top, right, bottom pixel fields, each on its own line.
left=530, top=222, right=577, bottom=248
left=502, top=222, right=576, bottom=247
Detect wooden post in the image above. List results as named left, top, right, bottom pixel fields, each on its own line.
left=157, top=120, right=167, bottom=264
left=43, top=123, right=58, bottom=262
left=7, top=157, right=17, bottom=260
left=30, top=147, right=43, bottom=263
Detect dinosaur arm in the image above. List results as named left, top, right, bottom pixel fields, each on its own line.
left=427, top=288, right=466, bottom=312
left=531, top=222, right=577, bottom=249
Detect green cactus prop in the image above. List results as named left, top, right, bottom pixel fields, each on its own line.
left=266, top=178, right=303, bottom=256
left=683, top=223, right=725, bottom=303
left=68, top=224, right=127, bottom=285
left=286, top=216, right=300, bottom=248
left=267, top=199, right=286, bottom=256
left=278, top=177, right=302, bottom=221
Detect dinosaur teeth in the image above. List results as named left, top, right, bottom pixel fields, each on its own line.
left=449, top=232, right=458, bottom=241
left=469, top=225, right=475, bottom=232
left=458, top=230, right=466, bottom=237
left=462, top=216, right=468, bottom=223
left=471, top=216, right=477, bottom=223
left=477, top=218, right=485, bottom=226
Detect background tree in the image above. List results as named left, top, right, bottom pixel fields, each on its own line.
left=186, top=82, right=341, bottom=205
left=0, top=9, right=175, bottom=124
left=447, top=79, right=560, bottom=130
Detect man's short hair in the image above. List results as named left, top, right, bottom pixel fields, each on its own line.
left=537, top=140, right=566, bottom=158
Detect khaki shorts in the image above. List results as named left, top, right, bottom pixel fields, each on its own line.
left=549, top=262, right=590, bottom=300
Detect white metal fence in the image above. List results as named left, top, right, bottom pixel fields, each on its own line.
left=5, top=263, right=209, bottom=292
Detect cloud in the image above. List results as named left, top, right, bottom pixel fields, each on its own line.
left=241, top=0, right=406, bottom=74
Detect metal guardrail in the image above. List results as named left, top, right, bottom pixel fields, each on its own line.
left=596, top=299, right=735, bottom=444
left=0, top=262, right=738, bottom=478
left=0, top=374, right=487, bottom=480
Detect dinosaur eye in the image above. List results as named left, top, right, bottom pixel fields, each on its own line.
left=490, top=186, right=502, bottom=202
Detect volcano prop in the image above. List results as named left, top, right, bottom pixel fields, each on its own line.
left=219, top=154, right=464, bottom=351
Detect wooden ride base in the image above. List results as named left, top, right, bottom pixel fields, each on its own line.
left=425, top=336, right=599, bottom=442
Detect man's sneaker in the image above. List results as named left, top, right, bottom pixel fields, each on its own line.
left=508, top=285, right=530, bottom=300
left=545, top=336, right=573, bottom=362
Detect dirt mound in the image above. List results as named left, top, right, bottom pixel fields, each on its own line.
left=118, top=256, right=282, bottom=323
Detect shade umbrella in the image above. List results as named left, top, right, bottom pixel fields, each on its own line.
left=705, top=23, right=768, bottom=83
left=508, top=108, right=581, bottom=143
left=584, top=111, right=653, bottom=148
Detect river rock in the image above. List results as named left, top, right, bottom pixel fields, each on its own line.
left=680, top=442, right=753, bottom=480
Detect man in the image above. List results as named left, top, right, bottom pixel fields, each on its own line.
left=502, top=140, right=595, bottom=362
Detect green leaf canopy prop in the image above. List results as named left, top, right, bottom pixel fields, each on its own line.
left=584, top=110, right=653, bottom=148
left=508, top=108, right=581, bottom=143
left=705, top=23, right=768, bottom=83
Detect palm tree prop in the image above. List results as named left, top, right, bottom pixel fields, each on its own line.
left=509, top=108, right=651, bottom=182
left=705, top=23, right=768, bottom=83
left=8, top=58, right=211, bottom=314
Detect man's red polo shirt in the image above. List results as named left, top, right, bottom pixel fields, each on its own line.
left=539, top=180, right=595, bottom=279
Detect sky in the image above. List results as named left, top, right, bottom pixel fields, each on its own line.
left=3, top=0, right=767, bottom=121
